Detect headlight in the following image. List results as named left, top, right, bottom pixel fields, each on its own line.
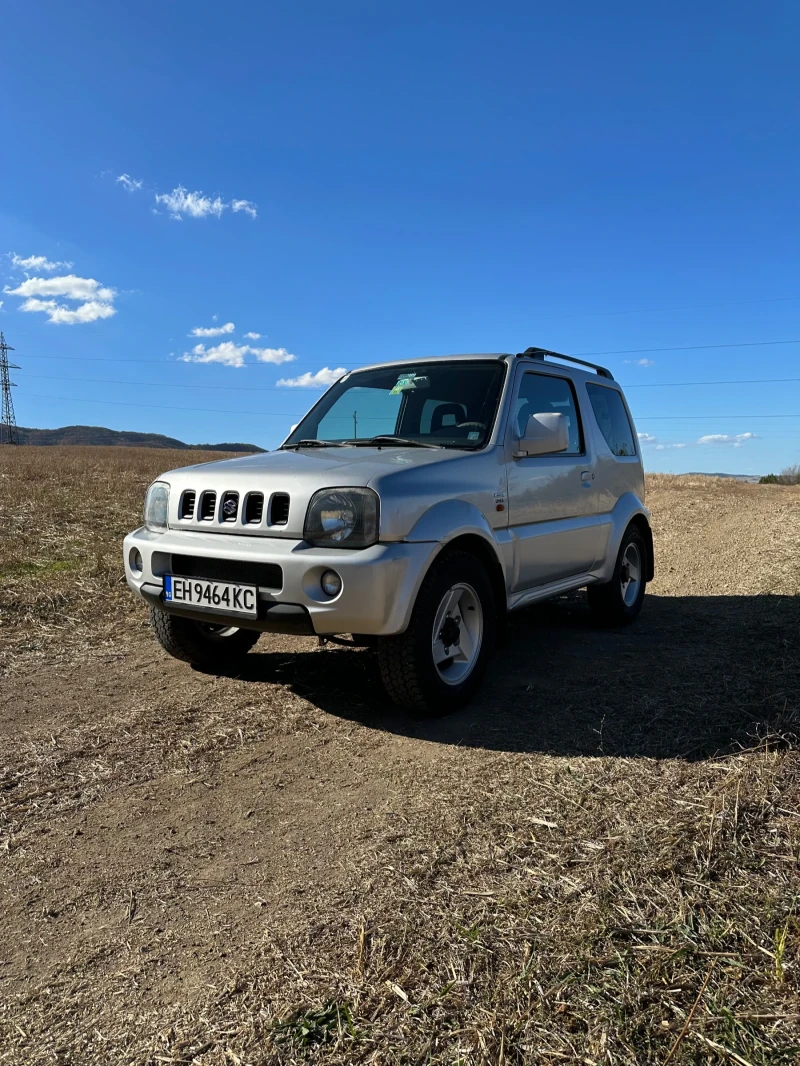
left=304, top=488, right=379, bottom=548
left=144, top=481, right=170, bottom=532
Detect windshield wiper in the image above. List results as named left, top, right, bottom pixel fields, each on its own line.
left=342, top=435, right=443, bottom=450
left=280, top=439, right=354, bottom=450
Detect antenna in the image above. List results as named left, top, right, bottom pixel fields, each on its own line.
left=0, top=332, right=20, bottom=445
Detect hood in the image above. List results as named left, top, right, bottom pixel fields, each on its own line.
left=158, top=445, right=470, bottom=538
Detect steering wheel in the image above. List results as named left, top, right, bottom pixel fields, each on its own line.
left=457, top=421, right=485, bottom=430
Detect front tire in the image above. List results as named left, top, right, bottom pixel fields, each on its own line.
left=149, top=606, right=260, bottom=669
left=587, top=524, right=647, bottom=626
left=376, top=550, right=495, bottom=716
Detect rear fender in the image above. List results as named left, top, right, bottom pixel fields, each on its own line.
left=596, top=493, right=653, bottom=583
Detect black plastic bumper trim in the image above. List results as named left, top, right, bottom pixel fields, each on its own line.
left=140, top=586, right=315, bottom=635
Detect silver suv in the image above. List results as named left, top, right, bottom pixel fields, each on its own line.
left=124, top=347, right=653, bottom=714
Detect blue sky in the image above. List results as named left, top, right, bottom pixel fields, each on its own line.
left=2, top=0, right=798, bottom=472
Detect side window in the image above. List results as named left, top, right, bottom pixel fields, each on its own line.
left=586, top=384, right=637, bottom=457
left=515, top=373, right=583, bottom=455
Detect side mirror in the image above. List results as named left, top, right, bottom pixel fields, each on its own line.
left=515, top=412, right=569, bottom=457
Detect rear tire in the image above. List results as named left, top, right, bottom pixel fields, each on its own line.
left=587, top=524, right=647, bottom=626
left=149, top=606, right=260, bottom=668
left=376, top=550, right=495, bottom=716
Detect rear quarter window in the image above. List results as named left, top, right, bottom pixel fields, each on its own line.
left=586, top=384, right=637, bottom=457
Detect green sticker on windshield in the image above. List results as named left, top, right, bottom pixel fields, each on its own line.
left=390, top=372, right=417, bottom=395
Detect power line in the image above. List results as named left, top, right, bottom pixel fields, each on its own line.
left=633, top=414, right=800, bottom=420
left=623, top=377, right=800, bottom=389
left=574, top=339, right=800, bottom=357
left=20, top=393, right=288, bottom=417
left=588, top=295, right=800, bottom=316
left=18, top=372, right=312, bottom=393
left=6, top=295, right=799, bottom=334
left=19, top=393, right=384, bottom=418
left=12, top=337, right=800, bottom=369
left=18, top=391, right=800, bottom=421
left=15, top=370, right=800, bottom=394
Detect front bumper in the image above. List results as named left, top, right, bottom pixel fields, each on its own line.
left=123, top=527, right=435, bottom=636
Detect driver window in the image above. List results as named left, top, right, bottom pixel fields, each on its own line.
left=516, top=373, right=583, bottom=454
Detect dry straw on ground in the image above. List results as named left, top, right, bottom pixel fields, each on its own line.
left=0, top=447, right=798, bottom=1065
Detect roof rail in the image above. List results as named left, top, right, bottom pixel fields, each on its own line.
left=517, top=347, right=614, bottom=380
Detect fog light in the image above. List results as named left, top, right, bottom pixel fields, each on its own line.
left=130, top=548, right=143, bottom=575
left=320, top=569, right=342, bottom=597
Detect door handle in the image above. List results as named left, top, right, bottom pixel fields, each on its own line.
left=581, top=471, right=594, bottom=481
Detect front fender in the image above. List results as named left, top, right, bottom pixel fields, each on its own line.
left=398, top=500, right=513, bottom=624
left=405, top=498, right=497, bottom=545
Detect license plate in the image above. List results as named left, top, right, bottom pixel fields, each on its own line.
left=163, top=575, right=258, bottom=618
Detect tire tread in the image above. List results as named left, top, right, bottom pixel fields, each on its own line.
left=376, top=549, right=494, bottom=714
left=149, top=607, right=259, bottom=667
left=587, top=525, right=648, bottom=627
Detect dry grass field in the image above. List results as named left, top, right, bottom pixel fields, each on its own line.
left=1, top=446, right=799, bottom=1066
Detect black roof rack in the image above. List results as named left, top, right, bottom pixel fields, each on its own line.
left=516, top=347, right=614, bottom=380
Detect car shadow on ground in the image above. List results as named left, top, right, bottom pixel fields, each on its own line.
left=228, top=593, right=799, bottom=761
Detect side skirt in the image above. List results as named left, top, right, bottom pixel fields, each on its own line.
left=507, top=573, right=600, bottom=612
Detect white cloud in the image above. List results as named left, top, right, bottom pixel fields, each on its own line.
left=9, top=252, right=73, bottom=273
left=7, top=275, right=115, bottom=302
left=252, top=347, right=295, bottom=364
left=153, top=185, right=258, bottom=221
left=190, top=321, right=235, bottom=337
left=18, top=298, right=116, bottom=324
left=697, top=432, right=757, bottom=447
left=277, top=367, right=348, bottom=388
left=4, top=272, right=117, bottom=325
left=181, top=342, right=296, bottom=368
left=244, top=331, right=261, bottom=340
left=640, top=433, right=689, bottom=450
left=624, top=358, right=656, bottom=367
left=231, top=199, right=258, bottom=219
left=155, top=185, right=226, bottom=220
left=116, top=173, right=143, bottom=192
left=114, top=173, right=259, bottom=221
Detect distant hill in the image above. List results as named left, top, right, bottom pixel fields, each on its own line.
left=684, top=472, right=762, bottom=483
left=14, top=425, right=265, bottom=452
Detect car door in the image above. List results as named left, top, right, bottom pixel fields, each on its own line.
left=505, top=366, right=602, bottom=590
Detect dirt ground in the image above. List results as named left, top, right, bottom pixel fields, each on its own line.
left=1, top=449, right=799, bottom=1065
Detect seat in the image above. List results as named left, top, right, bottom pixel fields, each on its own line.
left=430, top=403, right=466, bottom=433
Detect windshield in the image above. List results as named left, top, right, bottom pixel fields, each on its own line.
left=283, top=360, right=507, bottom=449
